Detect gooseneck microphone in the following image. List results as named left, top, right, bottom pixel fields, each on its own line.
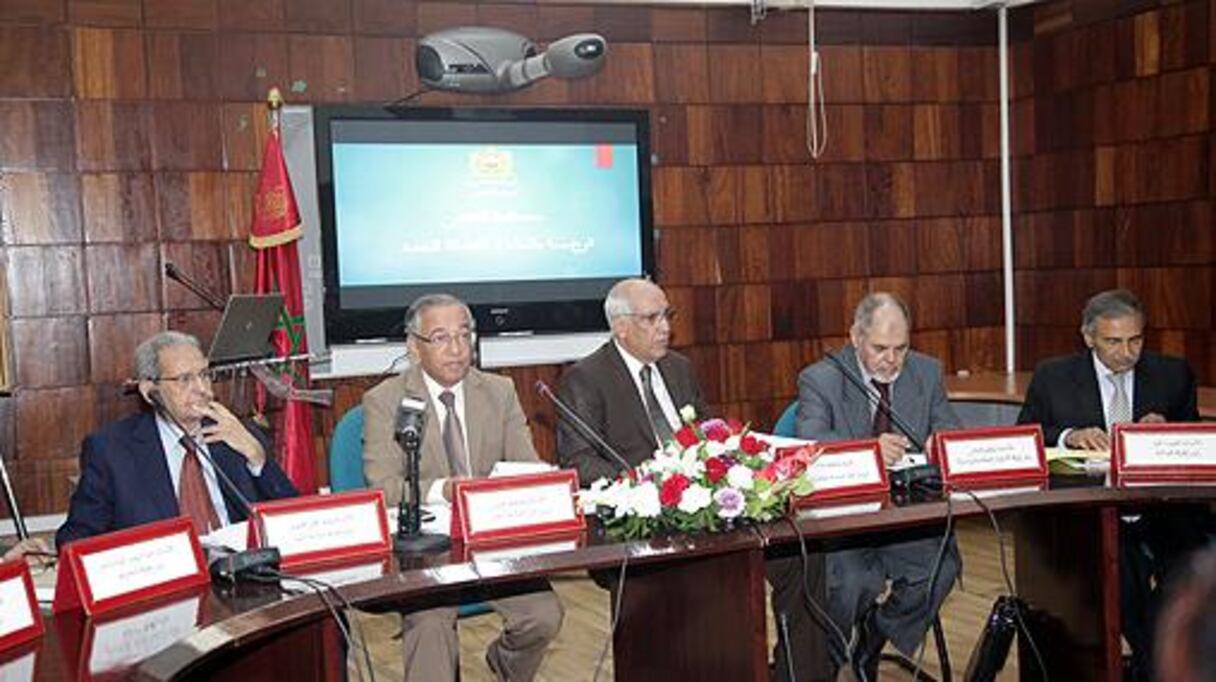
left=146, top=390, right=281, bottom=580
left=392, top=395, right=449, bottom=554
left=535, top=381, right=634, bottom=476
left=823, top=348, right=926, bottom=453
left=0, top=450, right=28, bottom=541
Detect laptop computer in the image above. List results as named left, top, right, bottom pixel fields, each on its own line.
left=208, top=294, right=285, bottom=366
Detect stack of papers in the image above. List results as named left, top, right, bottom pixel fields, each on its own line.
left=1045, top=447, right=1110, bottom=474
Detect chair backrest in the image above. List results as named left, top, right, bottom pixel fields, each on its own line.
left=773, top=401, right=798, bottom=438
left=329, top=406, right=367, bottom=492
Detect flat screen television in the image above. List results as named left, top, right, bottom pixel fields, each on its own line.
left=313, top=106, right=654, bottom=345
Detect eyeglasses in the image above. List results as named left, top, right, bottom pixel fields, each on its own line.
left=411, top=329, right=474, bottom=348
left=154, top=368, right=216, bottom=387
left=625, top=308, right=677, bottom=326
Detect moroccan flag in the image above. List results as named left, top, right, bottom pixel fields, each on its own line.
left=249, top=129, right=317, bottom=494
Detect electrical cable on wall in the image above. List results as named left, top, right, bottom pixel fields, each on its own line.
left=806, top=0, right=829, bottom=159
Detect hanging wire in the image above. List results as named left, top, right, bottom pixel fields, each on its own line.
left=805, top=0, right=829, bottom=159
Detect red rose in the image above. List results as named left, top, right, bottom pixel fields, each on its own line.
left=659, top=474, right=691, bottom=507
left=727, top=418, right=744, bottom=433
left=756, top=465, right=778, bottom=483
left=702, top=419, right=730, bottom=443
left=740, top=434, right=765, bottom=455
left=674, top=425, right=700, bottom=448
left=705, top=457, right=729, bottom=484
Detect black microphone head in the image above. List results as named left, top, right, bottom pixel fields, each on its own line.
left=164, top=261, right=178, bottom=277
left=394, top=396, right=427, bottom=443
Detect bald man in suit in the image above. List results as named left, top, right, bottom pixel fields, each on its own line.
left=363, top=294, right=562, bottom=682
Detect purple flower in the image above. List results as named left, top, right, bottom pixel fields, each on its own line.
left=714, top=487, right=745, bottom=519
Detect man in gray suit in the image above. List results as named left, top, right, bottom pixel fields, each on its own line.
left=362, top=294, right=563, bottom=682
left=796, top=292, right=961, bottom=680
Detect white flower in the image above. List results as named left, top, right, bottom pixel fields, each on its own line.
left=724, top=434, right=741, bottom=451
left=677, top=483, right=712, bottom=514
left=679, top=404, right=697, bottom=423
left=702, top=440, right=727, bottom=458
left=678, top=448, right=706, bottom=478
left=627, top=481, right=661, bottom=518
left=726, top=464, right=755, bottom=490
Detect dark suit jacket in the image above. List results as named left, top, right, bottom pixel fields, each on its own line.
left=556, top=341, right=708, bottom=485
left=797, top=346, right=961, bottom=445
left=56, top=411, right=298, bottom=548
left=1017, top=350, right=1199, bottom=445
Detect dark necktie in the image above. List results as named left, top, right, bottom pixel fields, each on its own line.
left=871, top=380, right=893, bottom=437
left=178, top=435, right=221, bottom=535
left=640, top=365, right=675, bottom=444
left=438, top=391, right=469, bottom=477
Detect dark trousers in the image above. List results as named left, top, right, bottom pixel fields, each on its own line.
left=767, top=550, right=834, bottom=682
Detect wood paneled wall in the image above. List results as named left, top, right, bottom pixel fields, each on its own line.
left=1, top=0, right=1008, bottom=516
left=1011, top=0, right=1216, bottom=380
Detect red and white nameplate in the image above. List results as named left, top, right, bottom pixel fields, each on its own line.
left=53, top=517, right=208, bottom=616
left=451, top=470, right=584, bottom=546
left=0, top=560, right=42, bottom=652
left=248, top=490, right=391, bottom=568
left=1112, top=422, right=1216, bottom=486
left=794, top=439, right=889, bottom=506
left=932, top=425, right=1047, bottom=489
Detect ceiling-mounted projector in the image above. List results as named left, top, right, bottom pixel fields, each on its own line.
left=416, top=26, right=607, bottom=94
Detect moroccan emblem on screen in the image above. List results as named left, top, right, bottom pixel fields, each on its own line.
left=470, top=147, right=514, bottom=181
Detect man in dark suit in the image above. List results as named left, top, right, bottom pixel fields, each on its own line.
left=56, top=331, right=297, bottom=548
left=792, top=292, right=961, bottom=681
left=556, top=278, right=708, bottom=483
left=557, top=279, right=831, bottom=682
left=362, top=294, right=562, bottom=682
left=1017, top=288, right=1210, bottom=681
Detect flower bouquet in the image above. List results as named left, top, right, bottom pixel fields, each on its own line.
left=582, top=407, right=815, bottom=540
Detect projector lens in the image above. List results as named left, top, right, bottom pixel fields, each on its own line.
left=416, top=46, right=444, bottom=81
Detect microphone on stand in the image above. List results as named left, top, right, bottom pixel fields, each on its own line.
left=823, top=348, right=925, bottom=452
left=146, top=390, right=282, bottom=580
left=535, top=381, right=634, bottom=476
left=392, top=396, right=449, bottom=554
left=822, top=348, right=942, bottom=492
left=164, top=261, right=225, bottom=311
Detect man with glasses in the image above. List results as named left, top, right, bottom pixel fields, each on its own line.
left=787, top=292, right=961, bottom=681
left=56, top=331, right=297, bottom=546
left=555, top=278, right=708, bottom=483
left=362, top=293, right=562, bottom=682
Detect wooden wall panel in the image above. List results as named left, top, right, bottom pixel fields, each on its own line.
left=0, top=4, right=1017, bottom=516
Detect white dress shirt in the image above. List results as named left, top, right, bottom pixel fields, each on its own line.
left=613, top=340, right=681, bottom=432
left=1057, top=352, right=1136, bottom=447
left=155, top=415, right=232, bottom=527
left=421, top=372, right=470, bottom=505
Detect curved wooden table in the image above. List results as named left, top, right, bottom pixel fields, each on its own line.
left=7, top=480, right=1214, bottom=681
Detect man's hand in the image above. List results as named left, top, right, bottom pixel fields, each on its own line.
left=442, top=477, right=469, bottom=503
left=1138, top=412, right=1166, bottom=424
left=3, top=537, right=51, bottom=565
left=877, top=433, right=910, bottom=466
left=199, top=401, right=266, bottom=467
left=1064, top=427, right=1110, bottom=451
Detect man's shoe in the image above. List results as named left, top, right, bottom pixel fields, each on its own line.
left=850, top=611, right=885, bottom=682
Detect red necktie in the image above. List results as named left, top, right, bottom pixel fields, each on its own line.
left=178, top=435, right=221, bottom=535
left=871, top=380, right=893, bottom=436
